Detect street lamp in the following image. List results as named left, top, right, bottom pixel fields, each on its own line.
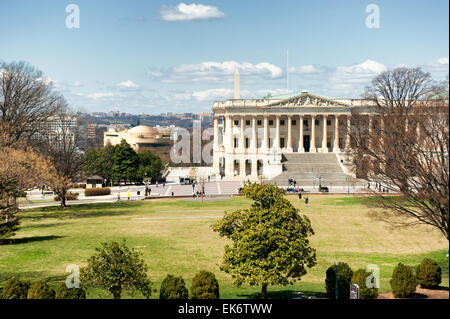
left=334, top=258, right=339, bottom=300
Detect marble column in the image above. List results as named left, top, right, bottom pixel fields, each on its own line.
left=298, top=115, right=304, bottom=153
left=333, top=114, right=339, bottom=152
left=310, top=115, right=316, bottom=153
left=251, top=116, right=257, bottom=151
left=213, top=115, right=219, bottom=150
left=322, top=114, right=328, bottom=153
left=287, top=115, right=293, bottom=152
left=225, top=115, right=233, bottom=151
left=275, top=115, right=280, bottom=150
left=239, top=116, right=245, bottom=150
left=263, top=115, right=269, bottom=152
left=346, top=116, right=351, bottom=150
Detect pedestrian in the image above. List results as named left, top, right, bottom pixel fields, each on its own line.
left=171, top=192, right=174, bottom=196
left=163, top=182, right=166, bottom=188
left=127, top=192, right=130, bottom=200
left=294, top=180, right=297, bottom=187
left=305, top=196, right=309, bottom=206
left=117, top=192, right=121, bottom=201
left=208, top=175, right=210, bottom=182
left=298, top=192, right=302, bottom=200
left=156, top=181, right=159, bottom=188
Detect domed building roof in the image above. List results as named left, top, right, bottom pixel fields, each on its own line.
left=128, top=125, right=158, bottom=137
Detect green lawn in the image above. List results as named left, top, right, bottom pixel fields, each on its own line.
left=0, top=195, right=448, bottom=299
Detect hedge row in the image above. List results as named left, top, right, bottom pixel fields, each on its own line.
left=160, top=271, right=219, bottom=299
left=84, top=187, right=111, bottom=196
left=1, top=278, right=85, bottom=299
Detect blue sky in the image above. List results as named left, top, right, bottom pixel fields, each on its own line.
left=1, top=0, right=448, bottom=114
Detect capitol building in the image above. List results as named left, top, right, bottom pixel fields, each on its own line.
left=211, top=70, right=376, bottom=186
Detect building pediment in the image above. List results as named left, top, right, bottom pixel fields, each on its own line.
left=268, top=93, right=349, bottom=108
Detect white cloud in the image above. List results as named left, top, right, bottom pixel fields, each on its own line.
left=87, top=92, right=118, bottom=100
left=117, top=80, right=140, bottom=91
left=148, top=60, right=283, bottom=83
left=160, top=3, right=225, bottom=21
left=331, top=59, right=387, bottom=84
left=289, top=65, right=327, bottom=75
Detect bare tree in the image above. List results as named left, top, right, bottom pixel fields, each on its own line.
left=40, top=113, right=85, bottom=208
left=0, top=61, right=66, bottom=147
left=350, top=67, right=449, bottom=240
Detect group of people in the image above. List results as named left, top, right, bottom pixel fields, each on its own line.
left=288, top=178, right=297, bottom=187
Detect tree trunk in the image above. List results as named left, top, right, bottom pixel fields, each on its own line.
left=261, top=283, right=268, bottom=299
left=60, top=195, right=66, bottom=208
left=113, top=290, right=121, bottom=299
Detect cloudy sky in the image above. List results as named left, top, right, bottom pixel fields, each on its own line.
left=0, top=0, right=448, bottom=114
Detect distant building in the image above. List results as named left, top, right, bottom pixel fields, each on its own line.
left=104, top=125, right=172, bottom=153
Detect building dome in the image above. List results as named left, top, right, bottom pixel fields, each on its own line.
left=128, top=125, right=158, bottom=137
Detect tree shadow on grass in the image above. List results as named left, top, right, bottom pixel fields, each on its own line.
left=21, top=202, right=143, bottom=221
left=12, top=235, right=64, bottom=244
left=237, top=290, right=326, bottom=299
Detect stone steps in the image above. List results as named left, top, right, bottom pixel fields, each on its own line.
left=271, top=153, right=356, bottom=186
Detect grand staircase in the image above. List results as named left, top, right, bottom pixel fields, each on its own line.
left=270, top=153, right=357, bottom=187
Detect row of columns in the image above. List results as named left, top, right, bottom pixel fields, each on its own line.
left=214, top=114, right=350, bottom=153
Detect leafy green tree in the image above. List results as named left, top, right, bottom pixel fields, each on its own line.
left=325, top=262, right=353, bottom=299
left=55, top=283, right=86, bottom=299
left=111, top=140, right=139, bottom=183
left=190, top=271, right=220, bottom=299
left=213, top=183, right=317, bottom=299
left=137, top=150, right=164, bottom=182
left=81, top=240, right=152, bottom=299
left=83, top=144, right=114, bottom=184
left=416, top=258, right=441, bottom=289
left=27, top=281, right=55, bottom=299
left=1, top=277, right=30, bottom=299
left=351, top=269, right=379, bottom=299
left=159, top=274, right=188, bottom=299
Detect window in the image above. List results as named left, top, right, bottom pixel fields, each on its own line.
left=315, top=119, right=319, bottom=125
left=234, top=137, right=238, bottom=148
left=327, top=119, right=331, bottom=126
left=269, top=120, right=273, bottom=126
left=280, top=138, right=285, bottom=148
left=292, top=120, right=296, bottom=126
left=304, top=119, right=308, bottom=126
left=246, top=120, right=250, bottom=126
left=234, top=120, right=239, bottom=126
left=257, top=120, right=262, bottom=126
left=280, top=120, right=285, bottom=126
left=269, top=138, right=273, bottom=148
left=245, top=138, right=250, bottom=148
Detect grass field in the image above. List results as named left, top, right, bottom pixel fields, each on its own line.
left=0, top=195, right=448, bottom=299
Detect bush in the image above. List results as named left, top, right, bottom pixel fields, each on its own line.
left=1, top=277, right=30, bottom=299
left=55, top=283, right=86, bottom=299
left=54, top=192, right=79, bottom=201
left=190, top=271, right=219, bottom=299
left=390, top=263, right=417, bottom=298
left=416, top=258, right=442, bottom=289
left=351, top=269, right=379, bottom=299
left=325, top=262, right=353, bottom=299
left=27, top=281, right=55, bottom=299
left=159, top=275, right=188, bottom=299
left=84, top=187, right=111, bottom=196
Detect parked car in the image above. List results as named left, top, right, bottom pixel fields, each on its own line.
left=319, top=186, right=329, bottom=193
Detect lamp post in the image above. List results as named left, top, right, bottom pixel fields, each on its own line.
left=334, top=258, right=339, bottom=300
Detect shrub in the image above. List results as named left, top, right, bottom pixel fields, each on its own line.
left=1, top=277, right=30, bottom=299
left=325, top=262, right=353, bottom=299
left=27, top=281, right=55, bottom=299
left=55, top=283, right=86, bottom=299
left=54, top=192, right=79, bottom=201
left=351, top=269, right=379, bottom=299
left=84, top=187, right=111, bottom=197
left=416, top=258, right=441, bottom=289
left=159, top=275, right=188, bottom=299
left=390, top=263, right=417, bottom=298
left=190, top=271, right=219, bottom=299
